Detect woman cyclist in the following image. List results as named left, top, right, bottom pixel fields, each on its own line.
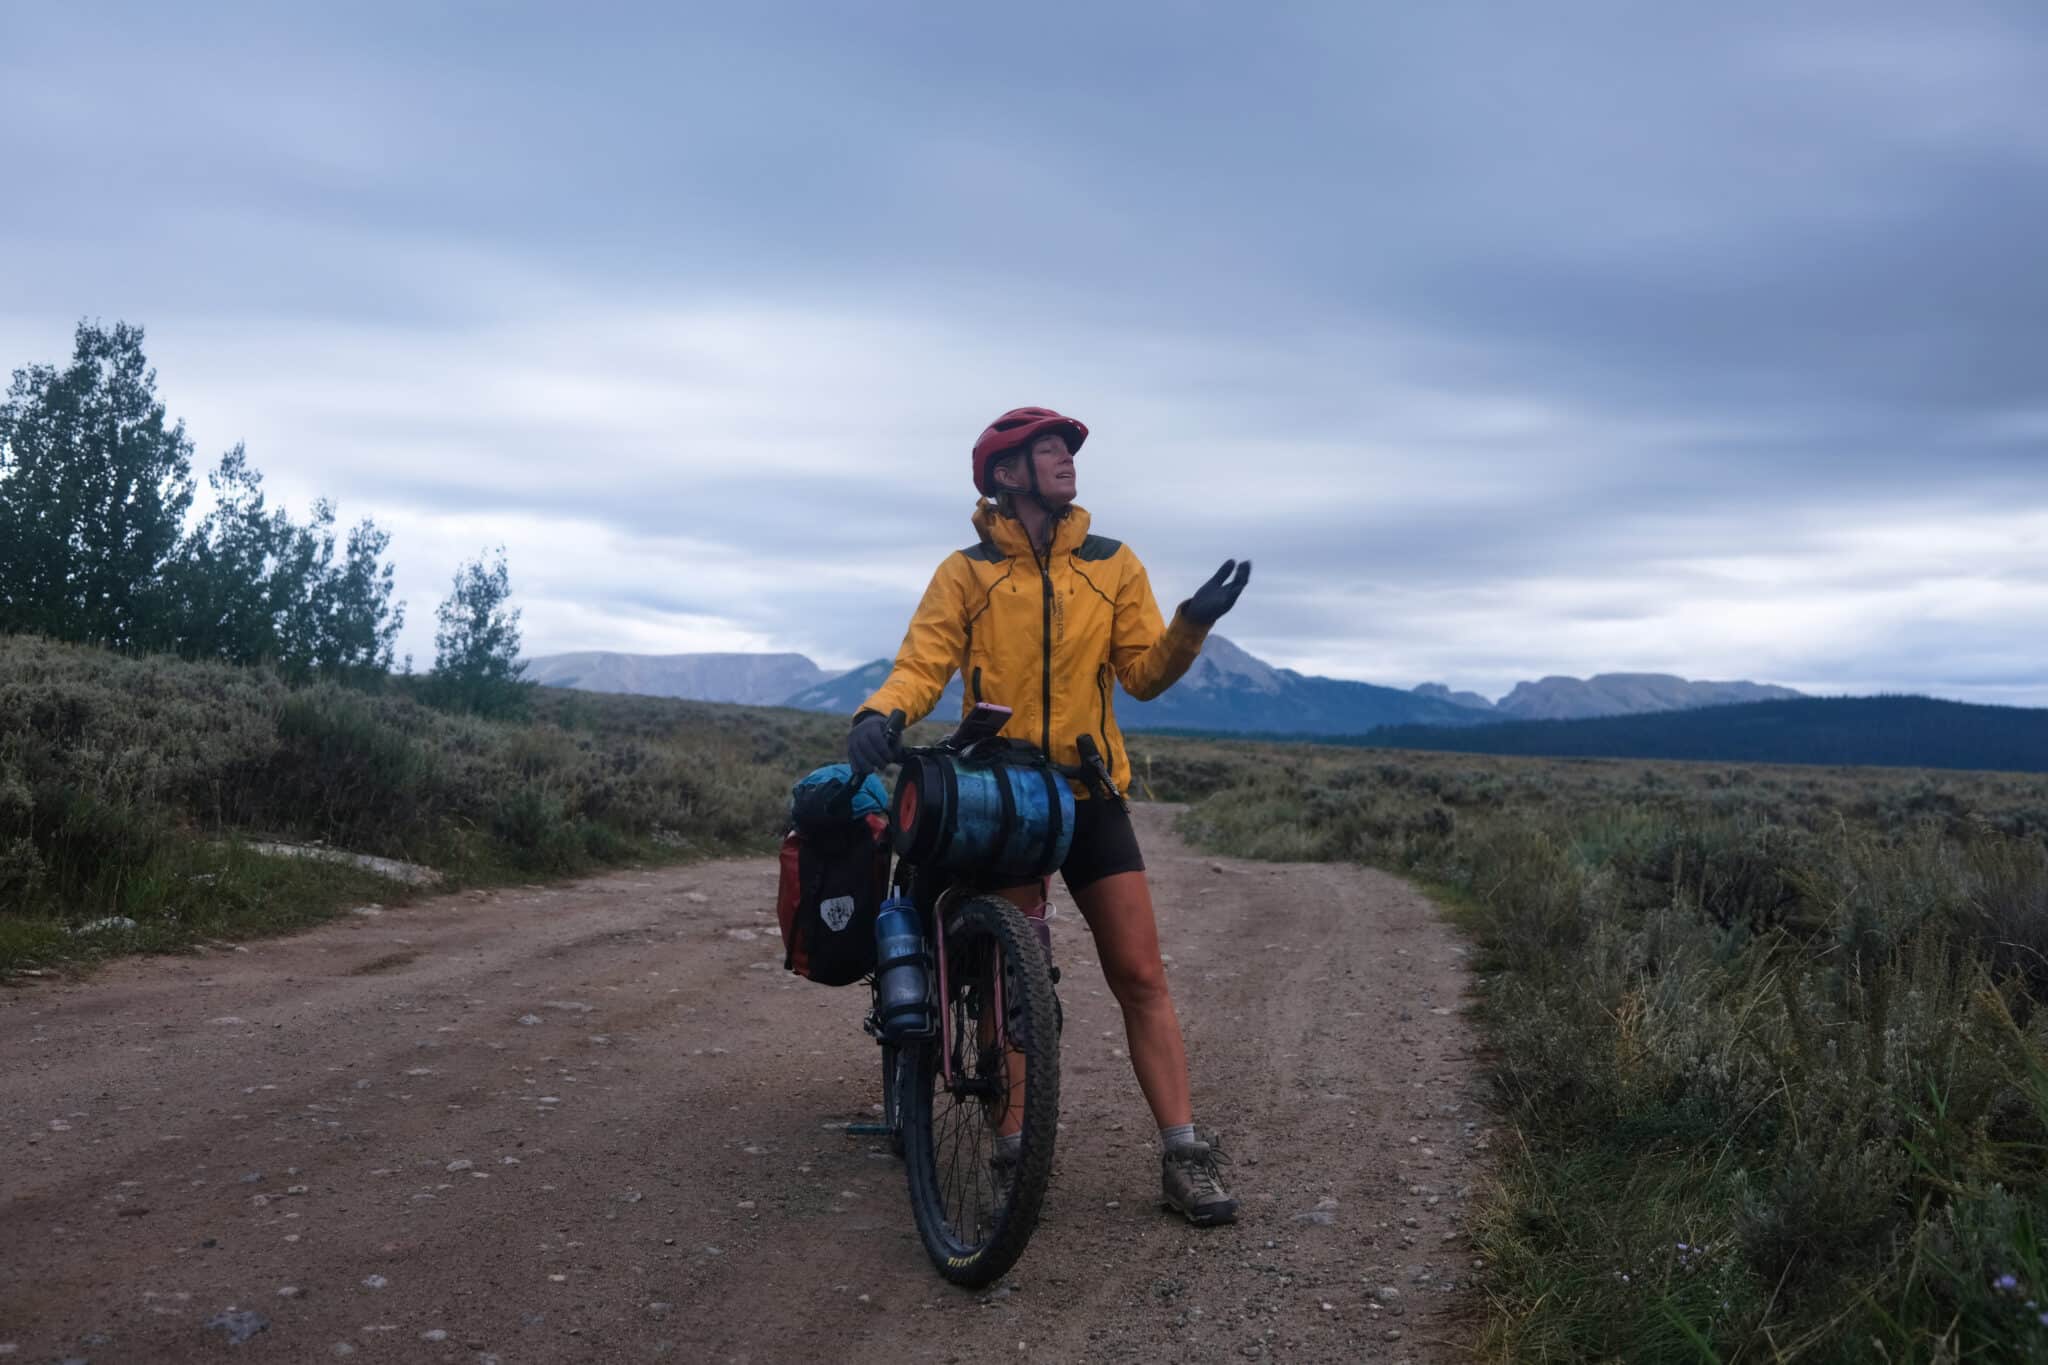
left=847, top=406, right=1250, bottom=1227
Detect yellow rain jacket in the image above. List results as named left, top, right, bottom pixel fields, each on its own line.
left=857, top=502, right=1209, bottom=795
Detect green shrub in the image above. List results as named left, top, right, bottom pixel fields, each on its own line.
left=0, top=633, right=848, bottom=968
left=1165, top=736, right=2048, bottom=1361
left=255, top=688, right=445, bottom=846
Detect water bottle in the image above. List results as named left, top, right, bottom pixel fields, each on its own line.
left=873, top=896, right=935, bottom=1040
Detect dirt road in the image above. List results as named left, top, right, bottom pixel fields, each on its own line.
left=1, top=805, right=1485, bottom=1363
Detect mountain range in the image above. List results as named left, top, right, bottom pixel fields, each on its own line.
left=520, top=651, right=829, bottom=705
left=1417, top=672, right=1801, bottom=721
left=776, top=635, right=1491, bottom=734
left=523, top=640, right=1805, bottom=736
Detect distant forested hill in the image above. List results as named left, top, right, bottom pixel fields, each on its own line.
left=1364, top=695, right=2048, bottom=773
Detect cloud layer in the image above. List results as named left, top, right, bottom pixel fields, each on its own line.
left=4, top=3, right=2044, bottom=702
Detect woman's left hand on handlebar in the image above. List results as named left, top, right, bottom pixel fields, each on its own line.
left=848, top=712, right=901, bottom=777
left=1182, top=559, right=1252, bottom=627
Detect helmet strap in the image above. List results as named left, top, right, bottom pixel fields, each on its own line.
left=1025, top=452, right=1054, bottom=512
left=992, top=453, right=1063, bottom=557
left=1022, top=457, right=1068, bottom=557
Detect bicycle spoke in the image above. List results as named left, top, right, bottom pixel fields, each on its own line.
left=939, top=1049, right=969, bottom=1229
left=946, top=1010, right=970, bottom=1236
left=938, top=1099, right=959, bottom=1229
left=962, top=1049, right=986, bottom=1228
left=942, top=1093, right=968, bottom=1234
left=944, top=987, right=978, bottom=1237
left=936, top=947, right=1001, bottom=1244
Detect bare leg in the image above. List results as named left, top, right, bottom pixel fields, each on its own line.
left=1071, top=870, right=1192, bottom=1130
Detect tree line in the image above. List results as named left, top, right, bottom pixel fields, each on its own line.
left=1365, top=694, right=2048, bottom=773
left=0, top=320, right=527, bottom=714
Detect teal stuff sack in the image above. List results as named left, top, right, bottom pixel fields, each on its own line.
left=789, top=763, right=889, bottom=832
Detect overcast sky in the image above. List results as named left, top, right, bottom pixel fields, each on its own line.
left=4, top=3, right=2044, bottom=704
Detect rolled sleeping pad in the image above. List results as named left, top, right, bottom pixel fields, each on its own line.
left=890, top=753, right=1074, bottom=881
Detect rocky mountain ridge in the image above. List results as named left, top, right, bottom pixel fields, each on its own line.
left=1410, top=672, right=1803, bottom=721
left=527, top=643, right=1801, bottom=734
left=520, top=651, right=828, bottom=705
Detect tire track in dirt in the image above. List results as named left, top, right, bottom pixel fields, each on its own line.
left=0, top=805, right=1486, bottom=1363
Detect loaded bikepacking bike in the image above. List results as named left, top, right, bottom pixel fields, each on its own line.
left=858, top=701, right=1126, bottom=1286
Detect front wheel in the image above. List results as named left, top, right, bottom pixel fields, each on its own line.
left=900, top=895, right=1061, bottom=1286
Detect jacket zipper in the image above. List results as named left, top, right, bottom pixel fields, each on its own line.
left=1038, top=552, right=1053, bottom=756
left=1098, top=664, right=1118, bottom=791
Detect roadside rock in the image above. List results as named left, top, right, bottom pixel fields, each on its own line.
left=245, top=841, right=442, bottom=886
left=70, top=917, right=139, bottom=936
left=203, top=1309, right=269, bottom=1345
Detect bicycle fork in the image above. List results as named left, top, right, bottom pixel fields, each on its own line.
left=935, top=880, right=1056, bottom=1095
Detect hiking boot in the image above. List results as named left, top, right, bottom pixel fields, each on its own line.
left=1162, top=1131, right=1239, bottom=1226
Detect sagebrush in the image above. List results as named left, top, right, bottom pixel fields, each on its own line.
left=1151, top=734, right=2048, bottom=1362
left=0, top=634, right=848, bottom=970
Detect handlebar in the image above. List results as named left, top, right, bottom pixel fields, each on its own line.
left=884, top=701, right=1016, bottom=761
left=879, top=704, right=1126, bottom=808
left=883, top=709, right=923, bottom=760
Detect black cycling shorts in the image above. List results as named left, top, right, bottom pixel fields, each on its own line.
left=1059, top=797, right=1146, bottom=895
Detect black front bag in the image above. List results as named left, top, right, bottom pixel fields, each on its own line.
left=790, top=816, right=889, bottom=986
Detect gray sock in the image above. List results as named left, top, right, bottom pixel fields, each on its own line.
left=1159, top=1123, right=1196, bottom=1152
left=994, top=1132, right=1022, bottom=1160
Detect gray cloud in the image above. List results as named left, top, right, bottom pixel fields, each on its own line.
left=3, top=2, right=2044, bottom=702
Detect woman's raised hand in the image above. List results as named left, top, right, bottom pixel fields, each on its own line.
left=1182, top=559, right=1252, bottom=627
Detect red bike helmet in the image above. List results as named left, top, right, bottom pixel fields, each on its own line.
left=971, top=407, right=1089, bottom=496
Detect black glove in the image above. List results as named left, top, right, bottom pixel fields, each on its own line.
left=1182, top=559, right=1251, bottom=627
left=847, top=712, right=900, bottom=777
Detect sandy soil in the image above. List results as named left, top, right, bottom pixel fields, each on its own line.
left=0, top=804, right=1486, bottom=1364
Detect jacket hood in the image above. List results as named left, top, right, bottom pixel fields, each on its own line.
left=972, top=499, right=1092, bottom=559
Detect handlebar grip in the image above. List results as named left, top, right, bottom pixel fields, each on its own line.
left=885, top=709, right=907, bottom=737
